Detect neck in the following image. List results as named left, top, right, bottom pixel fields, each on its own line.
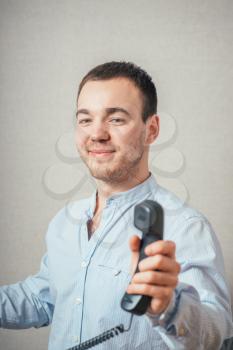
left=94, top=170, right=151, bottom=212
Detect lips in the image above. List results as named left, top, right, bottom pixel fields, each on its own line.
left=88, top=150, right=115, bottom=153
left=88, top=149, right=116, bottom=157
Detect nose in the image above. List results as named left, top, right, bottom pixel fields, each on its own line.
left=90, top=121, right=110, bottom=142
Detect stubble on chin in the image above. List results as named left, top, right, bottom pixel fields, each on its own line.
left=77, top=129, right=147, bottom=183
left=79, top=147, right=145, bottom=184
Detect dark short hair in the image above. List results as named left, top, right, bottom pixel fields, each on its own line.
left=77, top=61, right=157, bottom=122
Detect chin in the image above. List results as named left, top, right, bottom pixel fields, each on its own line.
left=89, top=169, right=117, bottom=182
left=90, top=166, right=133, bottom=183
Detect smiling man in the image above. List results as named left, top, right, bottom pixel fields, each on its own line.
left=76, top=78, right=155, bottom=185
left=0, top=61, right=232, bottom=350
left=75, top=76, right=159, bottom=239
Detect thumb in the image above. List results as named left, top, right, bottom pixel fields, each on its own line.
left=129, top=235, right=141, bottom=276
left=129, top=235, right=141, bottom=252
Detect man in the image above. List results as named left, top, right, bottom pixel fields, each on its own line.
left=0, top=61, right=232, bottom=349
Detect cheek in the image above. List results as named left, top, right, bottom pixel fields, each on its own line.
left=113, top=128, right=138, bottom=144
left=75, top=128, right=88, bottom=149
left=118, top=129, right=144, bottom=147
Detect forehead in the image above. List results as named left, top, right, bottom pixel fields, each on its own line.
left=77, top=78, right=143, bottom=113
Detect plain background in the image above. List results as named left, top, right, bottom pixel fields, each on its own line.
left=0, top=1, right=232, bottom=349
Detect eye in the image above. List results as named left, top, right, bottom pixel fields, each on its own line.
left=110, top=118, right=125, bottom=124
left=78, top=118, right=92, bottom=125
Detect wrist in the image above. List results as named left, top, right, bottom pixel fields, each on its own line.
left=146, top=291, right=176, bottom=327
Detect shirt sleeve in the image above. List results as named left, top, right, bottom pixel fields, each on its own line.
left=145, top=216, right=233, bottom=350
left=0, top=253, right=54, bottom=329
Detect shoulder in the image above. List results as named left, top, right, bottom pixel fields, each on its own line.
left=153, top=184, right=216, bottom=240
left=47, top=197, right=91, bottom=230
left=153, top=185, right=224, bottom=263
left=154, top=183, right=204, bottom=221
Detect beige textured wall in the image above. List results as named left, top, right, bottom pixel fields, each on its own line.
left=0, top=1, right=232, bottom=348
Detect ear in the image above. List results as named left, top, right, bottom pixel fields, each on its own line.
left=145, top=115, right=160, bottom=144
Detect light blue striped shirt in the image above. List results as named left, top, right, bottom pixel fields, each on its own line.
left=0, top=174, right=232, bottom=349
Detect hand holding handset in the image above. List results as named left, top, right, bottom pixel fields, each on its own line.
left=67, top=200, right=164, bottom=350
left=121, top=200, right=164, bottom=315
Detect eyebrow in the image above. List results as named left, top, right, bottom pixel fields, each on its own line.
left=76, top=107, right=131, bottom=118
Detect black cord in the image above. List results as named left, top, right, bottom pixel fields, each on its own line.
left=67, top=314, right=134, bottom=350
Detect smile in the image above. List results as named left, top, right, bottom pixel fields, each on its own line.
left=88, top=150, right=115, bottom=157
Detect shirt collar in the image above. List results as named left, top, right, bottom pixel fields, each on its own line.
left=87, top=172, right=158, bottom=216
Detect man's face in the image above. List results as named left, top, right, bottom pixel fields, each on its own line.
left=75, top=77, right=157, bottom=183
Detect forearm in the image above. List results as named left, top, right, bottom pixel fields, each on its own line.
left=146, top=283, right=233, bottom=350
left=0, top=278, right=52, bottom=329
left=0, top=254, right=54, bottom=329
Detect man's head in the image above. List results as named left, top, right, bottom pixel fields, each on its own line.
left=75, top=61, right=159, bottom=184
left=77, top=61, right=157, bottom=123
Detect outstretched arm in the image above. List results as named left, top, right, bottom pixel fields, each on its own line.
left=0, top=253, right=54, bottom=329
left=128, top=217, right=233, bottom=349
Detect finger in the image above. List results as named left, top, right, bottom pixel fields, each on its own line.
left=138, top=255, right=180, bottom=274
left=129, top=235, right=141, bottom=275
left=131, top=271, right=178, bottom=287
left=129, top=235, right=141, bottom=253
left=127, top=283, right=173, bottom=299
left=144, top=240, right=176, bottom=258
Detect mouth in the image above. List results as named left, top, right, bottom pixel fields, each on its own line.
left=88, top=150, right=116, bottom=157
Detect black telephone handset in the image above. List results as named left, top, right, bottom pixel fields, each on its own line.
left=121, top=200, right=164, bottom=315
left=67, top=200, right=164, bottom=350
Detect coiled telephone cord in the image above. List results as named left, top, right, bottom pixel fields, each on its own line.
left=67, top=314, right=134, bottom=350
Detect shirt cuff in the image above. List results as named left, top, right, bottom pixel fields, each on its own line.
left=145, top=290, right=177, bottom=328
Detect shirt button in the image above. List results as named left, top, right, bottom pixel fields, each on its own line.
left=178, top=326, right=186, bottom=336
left=75, top=297, right=82, bottom=305
left=81, top=261, right=88, bottom=268
left=72, top=335, right=79, bottom=343
left=106, top=198, right=114, bottom=206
